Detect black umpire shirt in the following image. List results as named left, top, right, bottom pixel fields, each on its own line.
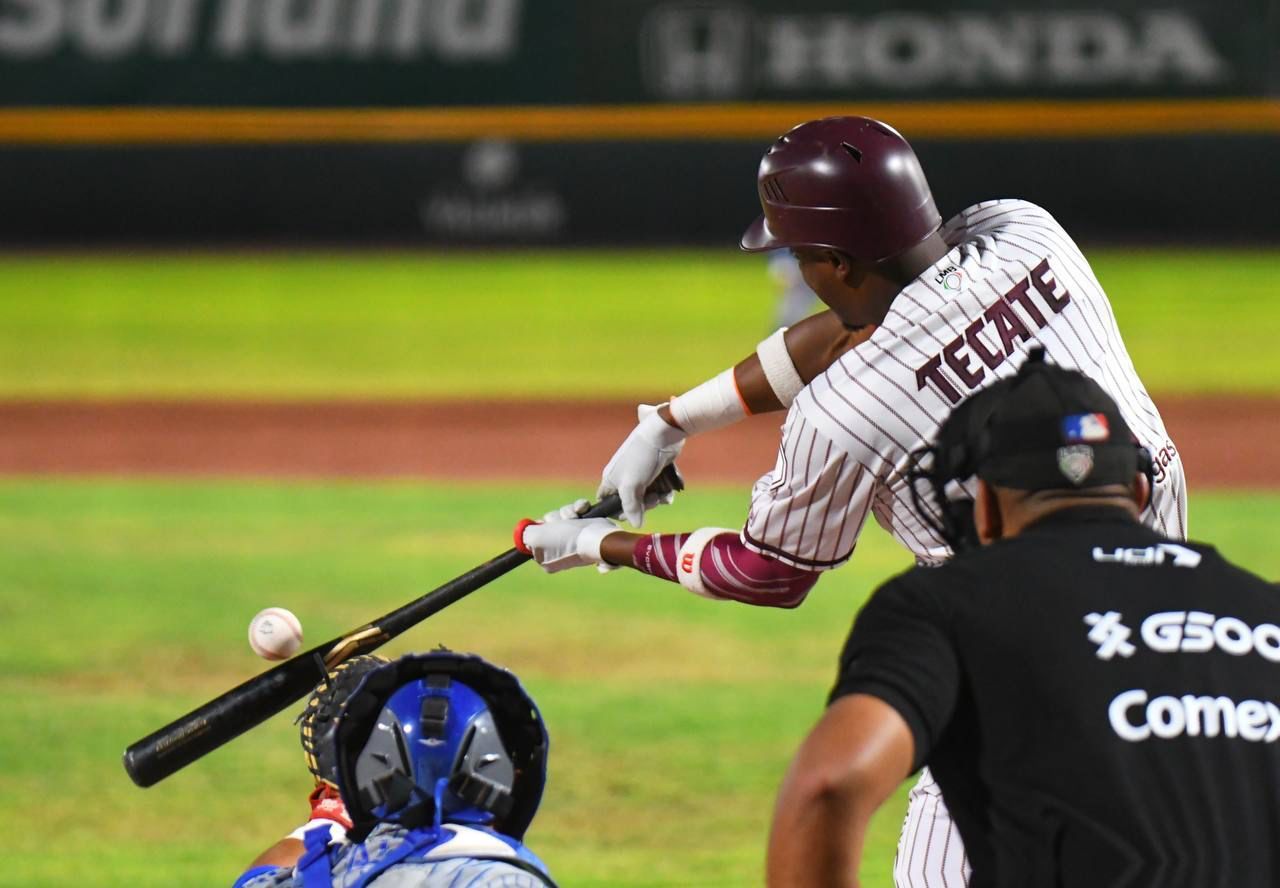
left=832, top=505, right=1280, bottom=887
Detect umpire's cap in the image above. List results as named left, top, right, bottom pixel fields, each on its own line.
left=908, top=350, right=1149, bottom=551
left=938, top=349, right=1143, bottom=492
left=740, top=116, right=941, bottom=263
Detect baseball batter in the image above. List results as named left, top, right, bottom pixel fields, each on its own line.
left=519, top=116, right=1187, bottom=886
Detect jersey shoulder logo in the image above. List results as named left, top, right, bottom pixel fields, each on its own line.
left=933, top=264, right=966, bottom=293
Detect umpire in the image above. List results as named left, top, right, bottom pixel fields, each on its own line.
left=767, top=352, right=1280, bottom=888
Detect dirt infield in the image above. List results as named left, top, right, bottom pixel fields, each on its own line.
left=0, top=396, right=1275, bottom=489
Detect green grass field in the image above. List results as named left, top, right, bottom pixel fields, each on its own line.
left=1, top=248, right=1278, bottom=398
left=3, top=481, right=1279, bottom=888
left=2, top=248, right=1278, bottom=886
left=0, top=481, right=916, bottom=887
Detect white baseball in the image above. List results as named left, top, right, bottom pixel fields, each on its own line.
left=248, top=607, right=303, bottom=661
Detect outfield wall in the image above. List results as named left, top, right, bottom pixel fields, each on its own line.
left=1, top=0, right=1277, bottom=245
left=3, top=134, right=1278, bottom=245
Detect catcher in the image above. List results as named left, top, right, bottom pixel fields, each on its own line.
left=234, top=651, right=556, bottom=887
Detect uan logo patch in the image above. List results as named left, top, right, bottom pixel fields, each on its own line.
left=1092, top=544, right=1202, bottom=568
left=1057, top=444, right=1094, bottom=485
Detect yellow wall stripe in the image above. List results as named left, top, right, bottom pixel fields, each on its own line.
left=1, top=99, right=1277, bottom=145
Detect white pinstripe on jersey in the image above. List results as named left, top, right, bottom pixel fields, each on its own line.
left=743, top=200, right=1187, bottom=570
left=894, top=770, right=971, bottom=888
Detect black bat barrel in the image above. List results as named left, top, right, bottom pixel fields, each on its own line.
left=123, top=653, right=328, bottom=787
left=123, top=466, right=682, bottom=787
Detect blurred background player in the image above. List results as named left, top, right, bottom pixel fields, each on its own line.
left=520, top=115, right=1188, bottom=888
left=768, top=249, right=820, bottom=331
left=236, top=651, right=555, bottom=888
left=768, top=355, right=1280, bottom=887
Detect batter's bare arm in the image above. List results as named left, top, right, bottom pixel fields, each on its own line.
left=602, top=311, right=873, bottom=527
left=728, top=311, right=875, bottom=416
left=598, top=531, right=645, bottom=567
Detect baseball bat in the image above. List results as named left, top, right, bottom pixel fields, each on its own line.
left=123, top=466, right=683, bottom=788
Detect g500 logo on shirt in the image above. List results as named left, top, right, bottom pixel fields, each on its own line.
left=1142, top=611, right=1280, bottom=661
left=1083, top=611, right=1280, bottom=662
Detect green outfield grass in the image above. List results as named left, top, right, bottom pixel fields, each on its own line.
left=2, top=480, right=1278, bottom=888
left=1, top=248, right=1277, bottom=399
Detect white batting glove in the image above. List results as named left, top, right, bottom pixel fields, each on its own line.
left=541, top=499, right=622, bottom=573
left=543, top=499, right=590, bottom=522
left=598, top=404, right=686, bottom=528
left=522, top=517, right=620, bottom=574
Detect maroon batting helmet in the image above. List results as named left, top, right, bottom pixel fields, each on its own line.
left=740, top=117, right=942, bottom=263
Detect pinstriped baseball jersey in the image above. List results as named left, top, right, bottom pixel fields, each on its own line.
left=743, top=199, right=1187, bottom=569
left=893, top=770, right=970, bottom=886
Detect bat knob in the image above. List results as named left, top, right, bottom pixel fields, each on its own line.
left=512, top=518, right=539, bottom=555
left=122, top=747, right=152, bottom=788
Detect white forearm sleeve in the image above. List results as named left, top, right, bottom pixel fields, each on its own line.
left=756, top=327, right=805, bottom=407
left=669, top=369, right=747, bottom=436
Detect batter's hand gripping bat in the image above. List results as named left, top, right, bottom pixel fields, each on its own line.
left=123, top=465, right=683, bottom=788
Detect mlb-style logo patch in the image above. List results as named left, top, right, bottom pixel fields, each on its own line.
left=1062, top=412, right=1109, bottom=443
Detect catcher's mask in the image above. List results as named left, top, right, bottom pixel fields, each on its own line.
left=907, top=348, right=1154, bottom=553
left=330, top=651, right=548, bottom=841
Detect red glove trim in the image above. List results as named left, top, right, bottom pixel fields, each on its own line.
left=513, top=518, right=539, bottom=555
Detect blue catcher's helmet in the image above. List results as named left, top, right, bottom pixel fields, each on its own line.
left=329, top=651, right=548, bottom=840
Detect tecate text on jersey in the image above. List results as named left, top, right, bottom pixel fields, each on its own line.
left=915, top=257, right=1070, bottom=405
